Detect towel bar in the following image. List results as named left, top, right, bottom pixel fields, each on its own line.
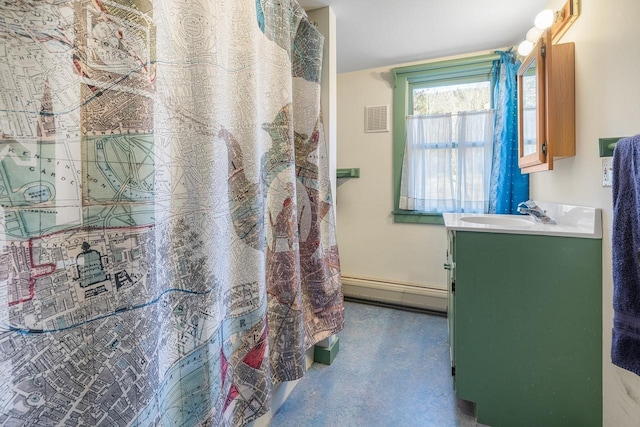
left=336, top=168, right=360, bottom=178
left=599, top=137, right=627, bottom=157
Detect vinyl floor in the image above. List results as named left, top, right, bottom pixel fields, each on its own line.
left=269, top=300, right=486, bottom=427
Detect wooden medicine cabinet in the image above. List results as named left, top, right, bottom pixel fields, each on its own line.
left=517, top=29, right=575, bottom=173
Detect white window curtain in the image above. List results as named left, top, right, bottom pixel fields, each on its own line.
left=399, top=110, right=495, bottom=213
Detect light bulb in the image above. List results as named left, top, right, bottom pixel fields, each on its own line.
left=535, top=9, right=554, bottom=29
left=518, top=40, right=533, bottom=56
left=526, top=27, right=543, bottom=43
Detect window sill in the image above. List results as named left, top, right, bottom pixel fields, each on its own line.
left=392, top=210, right=444, bottom=225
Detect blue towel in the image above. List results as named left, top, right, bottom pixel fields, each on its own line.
left=612, top=134, right=640, bottom=376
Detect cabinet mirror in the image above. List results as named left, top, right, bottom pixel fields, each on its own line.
left=521, top=60, right=538, bottom=157
left=517, top=31, right=548, bottom=171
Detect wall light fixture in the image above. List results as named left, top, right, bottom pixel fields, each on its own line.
left=517, top=0, right=580, bottom=56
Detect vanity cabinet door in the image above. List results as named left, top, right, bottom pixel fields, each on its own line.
left=453, top=231, right=601, bottom=427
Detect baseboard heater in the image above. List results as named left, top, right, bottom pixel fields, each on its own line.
left=341, top=275, right=447, bottom=314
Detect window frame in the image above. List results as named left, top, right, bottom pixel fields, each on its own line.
left=392, top=53, right=499, bottom=225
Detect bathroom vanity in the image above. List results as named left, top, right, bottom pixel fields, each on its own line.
left=443, top=203, right=602, bottom=427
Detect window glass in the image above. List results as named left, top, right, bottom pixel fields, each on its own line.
left=411, top=81, right=491, bottom=146
left=412, top=81, right=490, bottom=115
left=392, top=54, right=497, bottom=224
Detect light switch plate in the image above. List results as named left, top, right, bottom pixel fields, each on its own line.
left=602, top=157, right=613, bottom=187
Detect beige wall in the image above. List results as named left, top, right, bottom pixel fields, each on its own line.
left=336, top=0, right=640, bottom=424
left=336, top=66, right=449, bottom=289
left=533, top=0, right=640, bottom=425
left=306, top=7, right=337, bottom=204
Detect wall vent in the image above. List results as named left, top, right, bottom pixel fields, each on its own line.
left=364, top=105, right=389, bottom=133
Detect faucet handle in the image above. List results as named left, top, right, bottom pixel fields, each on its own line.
left=517, top=200, right=533, bottom=214
left=518, top=200, right=536, bottom=208
left=517, top=200, right=556, bottom=224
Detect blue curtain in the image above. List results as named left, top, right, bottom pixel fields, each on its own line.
left=488, top=50, right=529, bottom=213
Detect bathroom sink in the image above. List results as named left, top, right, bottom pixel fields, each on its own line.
left=443, top=202, right=603, bottom=239
left=460, top=215, right=533, bottom=227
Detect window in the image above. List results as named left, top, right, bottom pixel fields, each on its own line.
left=393, top=54, right=499, bottom=224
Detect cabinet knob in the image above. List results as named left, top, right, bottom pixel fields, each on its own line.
left=444, top=263, right=454, bottom=270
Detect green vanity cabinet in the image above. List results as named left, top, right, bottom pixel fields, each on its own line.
left=448, top=230, right=602, bottom=427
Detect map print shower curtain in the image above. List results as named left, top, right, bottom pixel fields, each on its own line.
left=0, top=0, right=344, bottom=425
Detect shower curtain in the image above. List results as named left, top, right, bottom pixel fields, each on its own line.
left=488, top=50, right=529, bottom=213
left=0, top=0, right=344, bottom=425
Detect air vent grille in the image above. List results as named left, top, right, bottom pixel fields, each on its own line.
left=365, top=105, right=389, bottom=133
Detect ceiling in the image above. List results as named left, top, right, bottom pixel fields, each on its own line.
left=299, top=0, right=549, bottom=73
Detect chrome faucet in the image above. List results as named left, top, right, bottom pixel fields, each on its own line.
left=517, top=200, right=556, bottom=224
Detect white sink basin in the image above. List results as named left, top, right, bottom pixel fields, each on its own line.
left=443, top=202, right=603, bottom=239
left=460, top=215, right=532, bottom=227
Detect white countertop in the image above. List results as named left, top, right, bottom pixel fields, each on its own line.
left=442, top=201, right=602, bottom=239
